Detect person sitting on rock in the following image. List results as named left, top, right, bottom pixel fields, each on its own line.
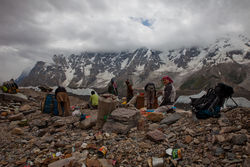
left=55, top=86, right=71, bottom=116
left=155, top=76, right=176, bottom=113
left=88, top=91, right=98, bottom=109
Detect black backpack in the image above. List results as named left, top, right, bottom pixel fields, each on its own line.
left=190, top=83, right=235, bottom=114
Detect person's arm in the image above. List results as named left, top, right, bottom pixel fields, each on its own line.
left=89, top=95, right=92, bottom=103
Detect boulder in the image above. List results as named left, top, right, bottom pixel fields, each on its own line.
left=8, top=113, right=24, bottom=121
left=147, top=129, right=166, bottom=142
left=48, top=157, right=75, bottom=167
left=231, top=134, right=247, bottom=145
left=110, top=108, right=140, bottom=123
left=148, top=123, right=160, bottom=131
left=102, top=108, right=141, bottom=134
left=146, top=112, right=164, bottom=122
left=22, top=109, right=36, bottom=115
left=160, top=113, right=182, bottom=125
left=19, top=104, right=31, bottom=112
left=103, top=121, right=133, bottom=134
left=11, top=128, right=24, bottom=135
left=79, top=113, right=97, bottom=130
left=32, top=119, right=48, bottom=129
left=98, top=159, right=113, bottom=167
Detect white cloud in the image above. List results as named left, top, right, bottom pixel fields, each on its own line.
left=0, top=0, right=249, bottom=81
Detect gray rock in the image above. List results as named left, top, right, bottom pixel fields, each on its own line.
left=48, top=157, right=75, bottom=167
left=214, top=147, right=224, bottom=156
left=65, top=116, right=79, bottom=124
left=103, top=120, right=133, bottom=134
left=166, top=132, right=175, bottom=139
left=231, top=134, right=247, bottom=145
left=79, top=113, right=97, bottom=130
left=55, top=141, right=67, bottom=148
left=160, top=113, right=182, bottom=125
left=22, top=109, right=36, bottom=115
left=53, top=119, right=65, bottom=128
left=146, top=129, right=166, bottom=142
left=11, top=128, right=24, bottom=135
left=32, top=119, right=48, bottom=129
left=36, top=129, right=47, bottom=137
left=102, top=108, right=141, bottom=134
left=203, top=158, right=211, bottom=165
left=43, top=136, right=54, bottom=143
left=148, top=123, right=160, bottom=131
left=227, top=152, right=235, bottom=160
left=110, top=108, right=140, bottom=123
left=8, top=113, right=24, bottom=121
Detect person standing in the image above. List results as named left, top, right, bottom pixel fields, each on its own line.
left=125, top=79, right=134, bottom=103
left=108, top=78, right=118, bottom=96
left=55, top=86, right=71, bottom=116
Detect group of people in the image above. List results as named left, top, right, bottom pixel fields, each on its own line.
left=1, top=79, right=19, bottom=94
left=50, top=75, right=176, bottom=117
left=106, top=76, right=176, bottom=113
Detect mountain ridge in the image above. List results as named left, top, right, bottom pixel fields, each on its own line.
left=18, top=34, right=250, bottom=95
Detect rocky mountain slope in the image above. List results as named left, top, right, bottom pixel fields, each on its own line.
left=18, top=34, right=250, bottom=94
left=0, top=88, right=249, bottom=167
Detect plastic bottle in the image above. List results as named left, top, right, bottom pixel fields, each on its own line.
left=166, top=148, right=182, bottom=160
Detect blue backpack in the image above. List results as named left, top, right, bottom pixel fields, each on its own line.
left=42, top=94, right=60, bottom=116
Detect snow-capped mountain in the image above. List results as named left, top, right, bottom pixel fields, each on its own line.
left=19, top=34, right=250, bottom=92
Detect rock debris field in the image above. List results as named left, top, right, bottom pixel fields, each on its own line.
left=0, top=88, right=249, bottom=167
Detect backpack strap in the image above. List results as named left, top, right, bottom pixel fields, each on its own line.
left=207, top=96, right=219, bottom=113
left=41, top=94, right=47, bottom=113
left=51, top=95, right=55, bottom=115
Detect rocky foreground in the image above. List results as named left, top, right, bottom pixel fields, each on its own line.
left=0, top=89, right=249, bottom=167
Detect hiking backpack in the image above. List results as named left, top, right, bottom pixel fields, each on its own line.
left=190, top=83, right=235, bottom=119
left=41, top=94, right=60, bottom=116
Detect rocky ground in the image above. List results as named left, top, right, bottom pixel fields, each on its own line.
left=0, top=88, right=249, bottom=167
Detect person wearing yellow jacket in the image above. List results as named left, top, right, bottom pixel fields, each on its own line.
left=89, top=91, right=98, bottom=109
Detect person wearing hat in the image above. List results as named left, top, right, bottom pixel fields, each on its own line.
left=155, top=76, right=176, bottom=112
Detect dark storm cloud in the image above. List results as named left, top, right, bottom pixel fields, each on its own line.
left=0, top=0, right=249, bottom=81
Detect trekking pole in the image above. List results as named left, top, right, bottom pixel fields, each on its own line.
left=224, top=97, right=238, bottom=112
left=230, top=97, right=238, bottom=107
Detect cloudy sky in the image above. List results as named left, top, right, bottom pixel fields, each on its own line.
left=0, top=0, right=249, bottom=82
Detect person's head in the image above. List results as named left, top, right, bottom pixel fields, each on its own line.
left=111, top=78, right=114, bottom=84
left=91, top=91, right=95, bottom=95
left=162, top=76, right=173, bottom=85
